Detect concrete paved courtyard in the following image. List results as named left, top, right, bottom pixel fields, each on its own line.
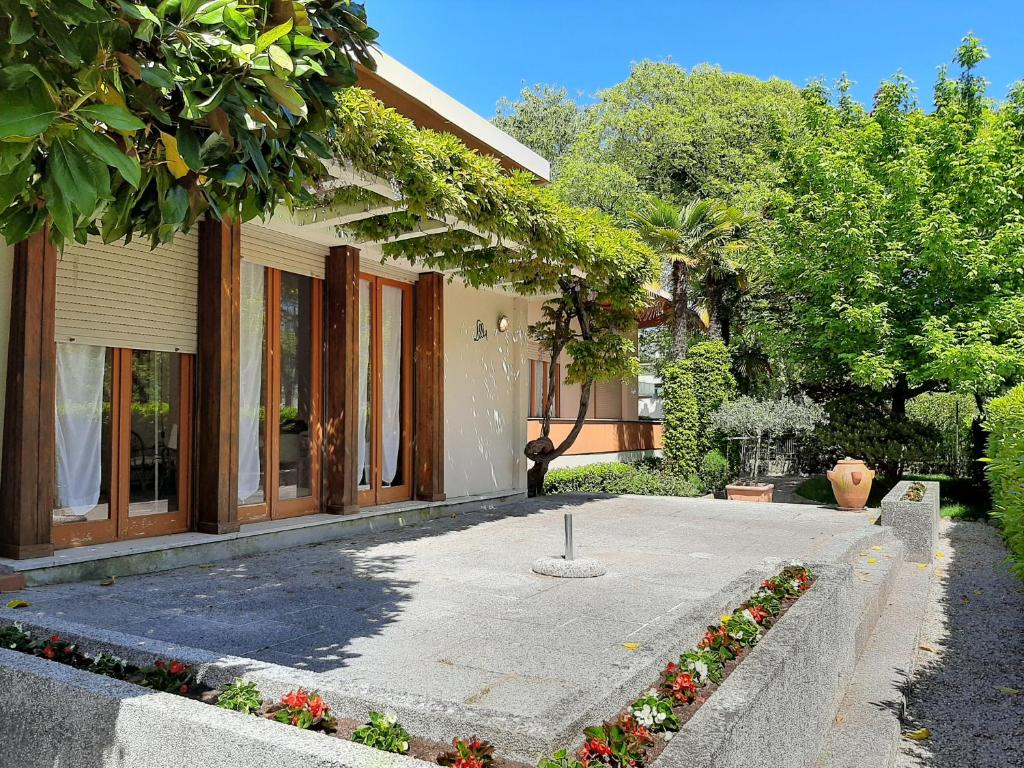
left=7, top=495, right=875, bottom=726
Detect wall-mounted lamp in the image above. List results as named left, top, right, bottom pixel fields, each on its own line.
left=496, top=314, right=510, bottom=333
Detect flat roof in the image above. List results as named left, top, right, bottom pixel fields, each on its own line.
left=358, top=50, right=550, bottom=182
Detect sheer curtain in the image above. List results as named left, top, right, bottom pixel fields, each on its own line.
left=55, top=343, right=105, bottom=517
left=357, top=280, right=371, bottom=487
left=238, top=261, right=265, bottom=503
left=381, top=285, right=402, bottom=485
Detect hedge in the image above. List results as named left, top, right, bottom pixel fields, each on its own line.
left=985, top=385, right=1024, bottom=577
left=544, top=461, right=701, bottom=497
left=661, top=366, right=700, bottom=476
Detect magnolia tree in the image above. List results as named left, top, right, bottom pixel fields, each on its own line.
left=0, top=0, right=377, bottom=248
left=711, top=397, right=825, bottom=481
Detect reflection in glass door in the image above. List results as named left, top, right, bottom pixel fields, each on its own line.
left=237, top=264, right=322, bottom=521
left=358, top=275, right=412, bottom=506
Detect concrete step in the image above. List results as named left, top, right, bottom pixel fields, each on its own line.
left=815, top=560, right=932, bottom=768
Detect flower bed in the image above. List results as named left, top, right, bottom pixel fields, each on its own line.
left=901, top=482, right=926, bottom=502
left=0, top=564, right=814, bottom=768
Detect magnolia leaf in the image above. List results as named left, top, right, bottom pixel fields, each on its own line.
left=141, top=63, right=175, bottom=90
left=161, top=132, right=190, bottom=178
left=51, top=138, right=98, bottom=216
left=77, top=128, right=142, bottom=188
left=997, top=686, right=1020, bottom=696
left=115, top=52, right=143, bottom=80
left=903, top=727, right=930, bottom=741
left=0, top=89, right=57, bottom=140
left=0, top=158, right=33, bottom=211
left=99, top=576, right=117, bottom=587
left=222, top=5, right=249, bottom=38
left=77, top=105, right=146, bottom=133
left=258, top=74, right=306, bottom=118
left=5, top=598, right=30, bottom=609
left=255, top=19, right=293, bottom=54
left=622, top=642, right=639, bottom=651
left=8, top=2, right=33, bottom=44
left=42, top=173, right=75, bottom=242
left=268, top=44, right=294, bottom=75
left=175, top=125, right=203, bottom=171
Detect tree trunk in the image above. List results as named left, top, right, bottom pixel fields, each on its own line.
left=671, top=260, right=689, bottom=359
left=969, top=392, right=988, bottom=489
left=526, top=380, right=594, bottom=496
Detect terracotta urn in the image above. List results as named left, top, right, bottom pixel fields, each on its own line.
left=826, top=458, right=875, bottom=510
left=726, top=483, right=775, bottom=503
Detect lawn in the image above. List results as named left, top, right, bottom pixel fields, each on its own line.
left=795, top=474, right=990, bottom=520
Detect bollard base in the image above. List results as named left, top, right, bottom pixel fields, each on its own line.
left=532, top=555, right=606, bottom=578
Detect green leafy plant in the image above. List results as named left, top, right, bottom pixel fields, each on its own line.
left=0, top=622, right=33, bottom=652
left=740, top=592, right=781, bottom=620
left=698, top=625, right=741, bottom=663
left=661, top=364, right=700, bottom=476
left=985, top=384, right=1024, bottom=576
left=698, top=449, right=731, bottom=496
left=272, top=688, right=336, bottom=731
left=678, top=649, right=724, bottom=686
left=87, top=652, right=132, bottom=679
left=629, top=693, right=680, bottom=733
left=577, top=719, right=650, bottom=768
left=216, top=678, right=264, bottom=715
left=34, top=633, right=85, bottom=666
left=437, top=737, right=495, bottom=768
left=538, top=748, right=586, bottom=768
left=711, top=397, right=825, bottom=481
left=0, top=0, right=378, bottom=249
left=723, top=611, right=762, bottom=647
left=658, top=661, right=699, bottom=704
left=351, top=710, right=411, bottom=754
left=139, top=659, right=194, bottom=695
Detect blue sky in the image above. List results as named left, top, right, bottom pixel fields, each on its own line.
left=367, top=1, right=1024, bottom=117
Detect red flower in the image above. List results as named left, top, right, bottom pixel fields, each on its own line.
left=307, top=695, right=329, bottom=719
left=748, top=606, right=770, bottom=624
left=179, top=684, right=189, bottom=695
left=42, top=647, right=56, bottom=659
left=169, top=661, right=186, bottom=675
left=453, top=759, right=484, bottom=768
left=50, top=634, right=60, bottom=642
left=281, top=689, right=309, bottom=710
left=154, top=659, right=165, bottom=669
left=63, top=645, right=74, bottom=654
left=761, top=579, right=777, bottom=590
left=664, top=671, right=698, bottom=703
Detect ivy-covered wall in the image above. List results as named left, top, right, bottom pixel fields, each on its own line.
left=986, top=384, right=1024, bottom=576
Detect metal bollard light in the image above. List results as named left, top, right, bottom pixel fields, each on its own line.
left=564, top=513, right=574, bottom=560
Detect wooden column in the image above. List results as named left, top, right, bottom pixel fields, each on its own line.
left=414, top=272, right=445, bottom=501
left=324, top=245, right=360, bottom=513
left=194, top=217, right=241, bottom=534
left=0, top=229, right=57, bottom=559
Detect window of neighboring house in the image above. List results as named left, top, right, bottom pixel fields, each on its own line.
left=529, top=359, right=560, bottom=418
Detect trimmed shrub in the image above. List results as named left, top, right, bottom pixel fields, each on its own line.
left=699, top=450, right=731, bottom=497
left=661, top=366, right=700, bottom=476
left=985, top=385, right=1024, bottom=576
left=544, top=461, right=701, bottom=497
left=685, top=341, right=737, bottom=456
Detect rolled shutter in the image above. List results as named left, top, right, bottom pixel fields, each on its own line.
left=55, top=233, right=199, bottom=353
left=241, top=224, right=326, bottom=278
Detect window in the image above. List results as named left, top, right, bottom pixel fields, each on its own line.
left=529, top=359, right=560, bottom=418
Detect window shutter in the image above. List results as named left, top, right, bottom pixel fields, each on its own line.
left=56, top=233, right=199, bottom=353
left=241, top=224, right=326, bottom=279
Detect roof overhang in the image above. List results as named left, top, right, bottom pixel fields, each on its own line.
left=357, top=50, right=550, bottom=182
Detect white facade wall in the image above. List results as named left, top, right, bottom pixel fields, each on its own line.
left=443, top=281, right=528, bottom=497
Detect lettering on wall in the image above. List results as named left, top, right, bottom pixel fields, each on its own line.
left=473, top=319, right=488, bottom=341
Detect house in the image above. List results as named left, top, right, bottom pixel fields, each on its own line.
left=0, top=52, right=661, bottom=562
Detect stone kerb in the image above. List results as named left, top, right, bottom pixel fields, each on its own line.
left=880, top=480, right=940, bottom=563
left=0, top=647, right=437, bottom=768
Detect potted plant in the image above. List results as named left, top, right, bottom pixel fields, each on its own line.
left=711, top=397, right=825, bottom=503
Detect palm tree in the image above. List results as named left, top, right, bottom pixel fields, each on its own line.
left=631, top=198, right=747, bottom=358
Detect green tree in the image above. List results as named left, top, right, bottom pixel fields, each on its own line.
left=0, top=0, right=377, bottom=248
left=631, top=198, right=746, bottom=357
left=763, top=37, right=1024, bottom=428
left=492, top=84, right=585, bottom=178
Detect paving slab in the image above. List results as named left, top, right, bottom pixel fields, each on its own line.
left=1, top=494, right=878, bottom=757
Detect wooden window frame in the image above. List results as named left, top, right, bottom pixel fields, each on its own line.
left=238, top=267, right=323, bottom=523
left=358, top=274, right=414, bottom=507
left=52, top=349, right=194, bottom=549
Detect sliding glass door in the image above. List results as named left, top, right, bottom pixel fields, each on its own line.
left=358, top=275, right=413, bottom=506
left=52, top=345, right=192, bottom=547
left=238, top=264, right=322, bottom=521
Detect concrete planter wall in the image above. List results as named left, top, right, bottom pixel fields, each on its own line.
left=880, top=480, right=940, bottom=563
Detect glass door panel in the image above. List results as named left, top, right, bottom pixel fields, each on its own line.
left=359, top=276, right=412, bottom=505
left=278, top=272, right=314, bottom=501
left=238, top=261, right=267, bottom=514
left=53, top=344, right=114, bottom=536
left=127, top=351, right=179, bottom=516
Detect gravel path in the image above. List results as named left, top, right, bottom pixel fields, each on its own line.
left=898, top=519, right=1024, bottom=768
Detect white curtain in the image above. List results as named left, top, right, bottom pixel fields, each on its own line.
left=238, top=261, right=265, bottom=503
left=357, top=280, right=371, bottom=487
left=55, top=343, right=105, bottom=517
left=381, top=285, right=403, bottom=485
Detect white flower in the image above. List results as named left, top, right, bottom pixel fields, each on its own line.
left=790, top=580, right=801, bottom=590
left=692, top=660, right=709, bottom=682
left=401, top=742, right=409, bottom=752
left=788, top=560, right=804, bottom=568
left=633, top=704, right=656, bottom=728
left=742, top=609, right=756, bottom=624
left=383, top=711, right=398, bottom=726
left=654, top=710, right=667, bottom=724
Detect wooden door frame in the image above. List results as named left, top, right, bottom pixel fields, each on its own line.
left=52, top=349, right=193, bottom=548
left=358, top=274, right=414, bottom=506
left=238, top=266, right=323, bottom=522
